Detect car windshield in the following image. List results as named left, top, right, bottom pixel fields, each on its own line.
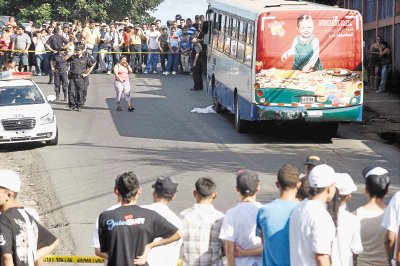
left=0, top=85, right=45, bottom=106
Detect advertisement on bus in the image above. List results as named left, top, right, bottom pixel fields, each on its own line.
left=255, top=10, right=363, bottom=112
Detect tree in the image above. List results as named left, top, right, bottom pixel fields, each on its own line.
left=1, top=0, right=164, bottom=24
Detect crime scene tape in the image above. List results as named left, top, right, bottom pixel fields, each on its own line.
left=2, top=49, right=187, bottom=55
left=43, top=256, right=104, bottom=263
left=43, top=256, right=183, bottom=265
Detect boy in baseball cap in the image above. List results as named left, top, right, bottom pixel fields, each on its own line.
left=0, top=170, right=59, bottom=265
left=289, top=164, right=337, bottom=266
left=141, top=176, right=182, bottom=266
left=219, top=170, right=262, bottom=266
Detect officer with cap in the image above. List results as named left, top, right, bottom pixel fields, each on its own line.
left=51, top=51, right=69, bottom=101
left=65, top=45, right=96, bottom=111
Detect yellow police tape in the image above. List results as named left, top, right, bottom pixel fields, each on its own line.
left=43, top=256, right=182, bottom=265
left=3, top=49, right=184, bottom=55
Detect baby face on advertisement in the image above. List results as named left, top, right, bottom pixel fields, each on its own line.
left=298, top=17, right=314, bottom=41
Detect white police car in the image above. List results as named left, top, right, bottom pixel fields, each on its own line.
left=0, top=72, right=58, bottom=145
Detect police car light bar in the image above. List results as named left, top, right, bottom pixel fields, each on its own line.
left=0, top=71, right=33, bottom=81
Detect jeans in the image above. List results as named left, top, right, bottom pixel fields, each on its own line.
left=181, top=54, right=190, bottom=72
left=107, top=48, right=120, bottom=72
left=145, top=49, right=159, bottom=72
left=141, top=44, right=148, bottom=65
left=98, top=48, right=108, bottom=71
left=129, top=44, right=141, bottom=69
left=166, top=47, right=179, bottom=72
left=379, top=64, right=390, bottom=91
left=35, top=54, right=45, bottom=75
left=42, top=53, right=50, bottom=75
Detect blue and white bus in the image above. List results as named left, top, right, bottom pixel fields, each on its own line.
left=205, top=0, right=363, bottom=134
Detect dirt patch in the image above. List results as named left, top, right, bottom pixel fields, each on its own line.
left=0, top=146, right=75, bottom=255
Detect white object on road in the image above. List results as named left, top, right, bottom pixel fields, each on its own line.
left=191, top=105, right=216, bottom=114
left=47, top=95, right=56, bottom=102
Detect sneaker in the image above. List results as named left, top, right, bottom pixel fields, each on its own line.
left=77, top=107, right=82, bottom=112
left=153, top=71, right=158, bottom=74
left=143, top=71, right=149, bottom=74
left=172, top=71, right=177, bottom=75
left=163, top=71, right=170, bottom=75
left=107, top=71, right=111, bottom=75
left=116, top=106, right=122, bottom=111
left=128, top=106, right=135, bottom=112
left=67, top=106, right=74, bottom=111
left=37, top=73, right=42, bottom=76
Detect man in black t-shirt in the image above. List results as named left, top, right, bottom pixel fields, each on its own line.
left=0, top=170, right=59, bottom=266
left=98, top=172, right=181, bottom=266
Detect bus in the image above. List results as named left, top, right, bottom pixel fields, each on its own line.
left=205, top=0, right=363, bottom=135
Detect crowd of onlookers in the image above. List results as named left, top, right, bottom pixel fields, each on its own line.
left=0, top=14, right=207, bottom=77
left=91, top=155, right=400, bottom=266
left=1, top=155, right=399, bottom=266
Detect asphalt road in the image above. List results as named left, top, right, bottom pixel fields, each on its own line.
left=1, top=73, right=399, bottom=256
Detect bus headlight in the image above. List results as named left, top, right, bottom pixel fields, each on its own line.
left=40, top=113, right=55, bottom=125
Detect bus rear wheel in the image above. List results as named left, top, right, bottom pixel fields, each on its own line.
left=234, top=96, right=250, bottom=133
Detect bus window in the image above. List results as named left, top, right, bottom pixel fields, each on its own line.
left=212, top=13, right=220, bottom=49
left=224, top=16, right=232, bottom=54
left=231, top=19, right=238, bottom=57
left=218, top=14, right=226, bottom=51
left=247, top=23, right=254, bottom=44
left=237, top=21, right=245, bottom=62
left=245, top=45, right=253, bottom=66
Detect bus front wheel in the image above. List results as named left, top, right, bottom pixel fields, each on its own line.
left=234, top=96, right=250, bottom=133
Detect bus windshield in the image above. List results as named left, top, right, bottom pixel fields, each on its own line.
left=255, top=9, right=363, bottom=108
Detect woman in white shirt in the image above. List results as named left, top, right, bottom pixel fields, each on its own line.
left=354, top=166, right=390, bottom=266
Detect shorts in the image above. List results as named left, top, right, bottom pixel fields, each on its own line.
left=13, top=53, right=29, bottom=66
left=114, top=80, right=131, bottom=102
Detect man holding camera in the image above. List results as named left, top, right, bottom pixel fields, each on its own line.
left=104, top=23, right=123, bottom=75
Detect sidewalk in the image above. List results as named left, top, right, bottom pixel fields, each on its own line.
left=360, top=89, right=400, bottom=147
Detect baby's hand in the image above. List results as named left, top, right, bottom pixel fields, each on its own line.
left=281, top=53, right=288, bottom=62
left=302, top=64, right=313, bottom=73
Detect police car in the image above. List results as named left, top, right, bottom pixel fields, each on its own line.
left=0, top=71, right=58, bottom=145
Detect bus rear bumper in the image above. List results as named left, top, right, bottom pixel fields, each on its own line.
left=255, top=105, right=362, bottom=122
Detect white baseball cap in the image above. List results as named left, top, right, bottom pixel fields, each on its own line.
left=335, top=173, right=357, bottom=195
left=0, top=170, right=21, bottom=192
left=363, top=167, right=388, bottom=179
left=308, top=164, right=336, bottom=188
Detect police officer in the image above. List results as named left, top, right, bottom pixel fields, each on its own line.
left=45, top=29, right=69, bottom=84
left=51, top=51, right=69, bottom=101
left=190, top=32, right=203, bottom=91
left=65, top=45, right=96, bottom=111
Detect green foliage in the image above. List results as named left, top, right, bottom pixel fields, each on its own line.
left=1, top=0, right=164, bottom=24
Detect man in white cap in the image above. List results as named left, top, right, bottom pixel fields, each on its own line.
left=0, top=169, right=59, bottom=266
left=379, top=166, right=400, bottom=266
left=289, top=164, right=337, bottom=266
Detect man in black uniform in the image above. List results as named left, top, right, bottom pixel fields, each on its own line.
left=190, top=32, right=203, bottom=91
left=45, top=29, right=69, bottom=84
left=0, top=170, right=59, bottom=266
left=98, top=172, right=181, bottom=266
left=65, top=45, right=96, bottom=112
left=51, top=51, right=69, bottom=101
